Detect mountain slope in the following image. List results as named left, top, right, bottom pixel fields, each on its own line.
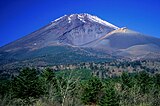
left=0, top=46, right=116, bottom=72
left=87, top=27, right=160, bottom=49
left=0, top=13, right=160, bottom=71
left=0, top=13, right=118, bottom=52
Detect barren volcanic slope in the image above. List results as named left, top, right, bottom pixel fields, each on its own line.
left=0, top=13, right=160, bottom=70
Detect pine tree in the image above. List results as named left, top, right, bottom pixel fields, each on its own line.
left=99, top=87, right=119, bottom=106
left=121, top=72, right=133, bottom=90
left=81, top=76, right=103, bottom=105
left=12, top=68, right=45, bottom=100
left=136, top=71, right=152, bottom=94
left=40, top=68, right=58, bottom=96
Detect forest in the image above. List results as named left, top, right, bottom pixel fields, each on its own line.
left=0, top=60, right=160, bottom=106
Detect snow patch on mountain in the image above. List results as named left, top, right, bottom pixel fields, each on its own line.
left=68, top=16, right=72, bottom=23
left=51, top=15, right=67, bottom=22
left=86, top=14, right=119, bottom=29
left=77, top=15, right=86, bottom=23
left=51, top=13, right=119, bottom=29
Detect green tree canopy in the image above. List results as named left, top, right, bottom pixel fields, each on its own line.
left=81, top=76, right=103, bottom=105
left=12, top=68, right=45, bottom=100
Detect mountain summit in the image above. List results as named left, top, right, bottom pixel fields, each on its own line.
left=0, top=13, right=160, bottom=70
left=0, top=13, right=119, bottom=52
left=52, top=13, right=119, bottom=29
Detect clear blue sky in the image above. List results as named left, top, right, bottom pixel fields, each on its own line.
left=0, top=0, right=160, bottom=47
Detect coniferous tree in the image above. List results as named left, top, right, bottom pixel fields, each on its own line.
left=99, top=87, right=119, bottom=106
left=12, top=68, right=45, bottom=100
left=40, top=68, right=58, bottom=96
left=121, top=72, right=133, bottom=90
left=81, top=76, right=103, bottom=105
left=136, top=71, right=152, bottom=94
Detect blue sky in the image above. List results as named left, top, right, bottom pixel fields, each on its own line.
left=0, top=0, right=160, bottom=47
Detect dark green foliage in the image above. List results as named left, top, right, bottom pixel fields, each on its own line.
left=81, top=76, right=120, bottom=106
left=40, top=68, right=58, bottom=95
left=0, top=79, right=11, bottom=98
left=135, top=71, right=153, bottom=94
left=81, top=76, right=103, bottom=105
left=55, top=69, right=92, bottom=80
left=121, top=72, right=133, bottom=89
left=100, top=87, right=119, bottom=106
left=154, top=73, right=160, bottom=89
left=41, top=68, right=56, bottom=83
left=1, top=62, right=160, bottom=106
left=12, top=68, right=45, bottom=100
left=151, top=73, right=160, bottom=106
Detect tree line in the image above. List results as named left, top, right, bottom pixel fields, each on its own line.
left=0, top=67, right=160, bottom=106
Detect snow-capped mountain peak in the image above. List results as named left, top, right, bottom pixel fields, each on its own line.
left=67, top=14, right=86, bottom=23
left=52, top=13, right=119, bottom=29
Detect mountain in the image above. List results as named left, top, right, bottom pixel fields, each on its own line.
left=0, top=13, right=118, bottom=52
left=0, top=13, right=160, bottom=71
